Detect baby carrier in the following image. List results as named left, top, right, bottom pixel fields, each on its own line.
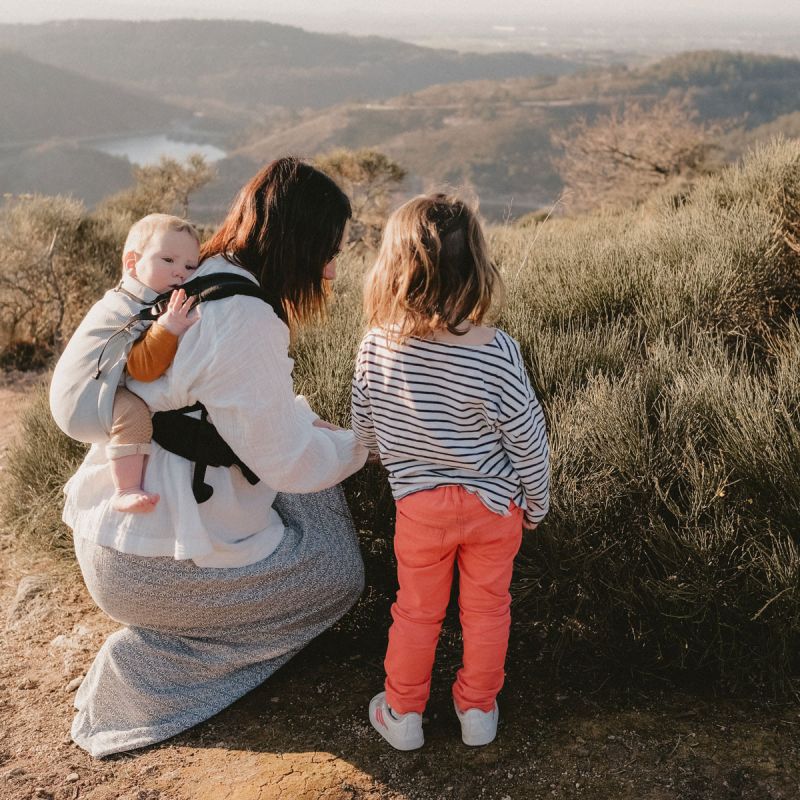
left=50, top=272, right=268, bottom=503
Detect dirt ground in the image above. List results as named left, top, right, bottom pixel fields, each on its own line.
left=1, top=373, right=800, bottom=800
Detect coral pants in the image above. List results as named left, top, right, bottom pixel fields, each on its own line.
left=384, top=485, right=523, bottom=715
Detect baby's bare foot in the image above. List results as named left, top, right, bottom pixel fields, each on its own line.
left=111, top=489, right=160, bottom=513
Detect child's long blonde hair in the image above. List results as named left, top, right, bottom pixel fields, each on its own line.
left=363, top=194, right=504, bottom=341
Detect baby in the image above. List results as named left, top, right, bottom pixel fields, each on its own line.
left=50, top=213, right=200, bottom=512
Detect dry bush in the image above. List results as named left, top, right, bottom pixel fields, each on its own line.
left=0, top=196, right=113, bottom=354
left=99, top=153, right=215, bottom=223
left=314, top=149, right=406, bottom=250
left=2, top=384, right=87, bottom=553
left=552, top=97, right=720, bottom=212
left=7, top=139, right=800, bottom=689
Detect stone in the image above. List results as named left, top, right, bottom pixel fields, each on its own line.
left=65, top=773, right=79, bottom=783
left=6, top=575, right=48, bottom=626
left=50, top=625, right=93, bottom=651
left=65, top=676, right=83, bottom=692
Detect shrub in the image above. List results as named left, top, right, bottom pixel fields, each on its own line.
left=0, top=195, right=111, bottom=353
left=529, top=335, right=800, bottom=688
left=3, top=384, right=87, bottom=553
left=551, top=98, right=720, bottom=212
left=6, top=139, right=800, bottom=690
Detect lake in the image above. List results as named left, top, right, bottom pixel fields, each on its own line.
left=93, top=134, right=226, bottom=166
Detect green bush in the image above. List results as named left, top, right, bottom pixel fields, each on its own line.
left=6, top=139, right=800, bottom=690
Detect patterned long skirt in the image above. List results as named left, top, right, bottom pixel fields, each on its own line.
left=71, top=487, right=364, bottom=758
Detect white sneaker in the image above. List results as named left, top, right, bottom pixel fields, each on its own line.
left=454, top=699, right=499, bottom=746
left=369, top=692, right=424, bottom=751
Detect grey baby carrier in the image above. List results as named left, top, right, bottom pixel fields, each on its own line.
left=50, top=273, right=267, bottom=503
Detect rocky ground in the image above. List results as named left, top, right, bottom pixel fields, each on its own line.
left=1, top=373, right=800, bottom=800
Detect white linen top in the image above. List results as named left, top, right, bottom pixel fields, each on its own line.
left=63, top=255, right=369, bottom=568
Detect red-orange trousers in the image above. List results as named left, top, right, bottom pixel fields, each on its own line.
left=384, top=485, right=523, bottom=715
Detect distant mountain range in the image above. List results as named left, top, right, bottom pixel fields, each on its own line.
left=0, top=20, right=582, bottom=116
left=215, top=50, right=800, bottom=216
left=1, top=20, right=799, bottom=220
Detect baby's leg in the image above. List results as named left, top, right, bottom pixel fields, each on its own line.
left=107, top=387, right=159, bottom=513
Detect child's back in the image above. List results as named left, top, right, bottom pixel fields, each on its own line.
left=353, top=326, right=548, bottom=526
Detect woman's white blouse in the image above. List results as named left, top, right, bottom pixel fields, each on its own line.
left=63, top=256, right=368, bottom=568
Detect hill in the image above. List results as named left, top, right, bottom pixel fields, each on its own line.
left=229, top=51, right=800, bottom=216
left=3, top=46, right=799, bottom=221
left=0, top=50, right=187, bottom=146
left=0, top=20, right=582, bottom=113
left=0, top=142, right=134, bottom=206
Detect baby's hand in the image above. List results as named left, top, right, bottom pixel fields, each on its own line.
left=157, top=288, right=198, bottom=336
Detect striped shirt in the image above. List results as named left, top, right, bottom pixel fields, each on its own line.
left=351, top=327, right=550, bottom=526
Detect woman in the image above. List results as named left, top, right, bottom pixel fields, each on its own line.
left=63, top=158, right=368, bottom=757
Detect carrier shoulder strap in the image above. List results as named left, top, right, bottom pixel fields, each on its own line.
left=96, top=274, right=268, bottom=378
left=142, top=273, right=268, bottom=320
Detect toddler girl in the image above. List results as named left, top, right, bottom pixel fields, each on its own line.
left=351, top=194, right=550, bottom=750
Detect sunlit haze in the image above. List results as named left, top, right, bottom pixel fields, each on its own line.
left=2, top=0, right=798, bottom=57
left=2, top=0, right=798, bottom=29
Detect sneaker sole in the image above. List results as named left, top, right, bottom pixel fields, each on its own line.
left=461, top=728, right=497, bottom=747
left=369, top=694, right=424, bottom=751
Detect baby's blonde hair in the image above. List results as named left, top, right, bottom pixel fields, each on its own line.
left=363, top=194, right=503, bottom=341
left=122, top=213, right=200, bottom=266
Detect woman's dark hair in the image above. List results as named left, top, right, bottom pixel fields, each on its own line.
left=200, top=157, right=351, bottom=326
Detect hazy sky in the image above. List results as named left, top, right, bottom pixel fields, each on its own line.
left=2, top=0, right=798, bottom=28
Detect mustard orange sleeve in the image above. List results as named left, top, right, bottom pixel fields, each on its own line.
left=127, top=324, right=179, bottom=382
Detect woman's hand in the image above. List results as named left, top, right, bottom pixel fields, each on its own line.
left=313, top=418, right=344, bottom=432
left=312, top=418, right=381, bottom=466
left=158, top=288, right=199, bottom=336
left=312, top=419, right=381, bottom=466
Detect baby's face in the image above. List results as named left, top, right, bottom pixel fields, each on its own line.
left=130, top=229, right=199, bottom=293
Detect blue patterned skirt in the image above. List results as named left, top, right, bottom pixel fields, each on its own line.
left=72, top=487, right=364, bottom=758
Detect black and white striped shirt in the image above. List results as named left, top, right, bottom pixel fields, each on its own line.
left=351, top=327, right=550, bottom=526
